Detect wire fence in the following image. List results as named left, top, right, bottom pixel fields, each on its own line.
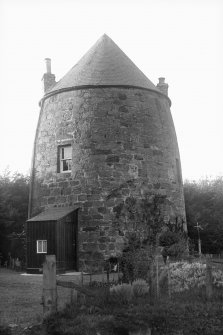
left=42, top=254, right=223, bottom=315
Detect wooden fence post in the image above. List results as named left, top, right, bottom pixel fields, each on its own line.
left=70, top=288, right=77, bottom=304
left=42, top=255, right=57, bottom=316
left=167, top=257, right=171, bottom=299
left=107, top=269, right=110, bottom=283
left=206, top=256, right=213, bottom=299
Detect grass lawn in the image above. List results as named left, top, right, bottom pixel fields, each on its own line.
left=0, top=268, right=43, bottom=329
left=0, top=268, right=82, bottom=333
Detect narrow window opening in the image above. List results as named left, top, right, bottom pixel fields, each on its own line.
left=58, top=145, right=72, bottom=173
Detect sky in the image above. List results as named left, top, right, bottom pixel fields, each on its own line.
left=0, top=0, right=222, bottom=180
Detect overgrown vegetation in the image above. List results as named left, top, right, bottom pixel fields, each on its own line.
left=119, top=233, right=152, bottom=282
left=0, top=325, right=11, bottom=335
left=0, top=170, right=29, bottom=265
left=41, top=286, right=223, bottom=335
left=159, top=221, right=188, bottom=261
left=113, top=193, right=178, bottom=246
left=117, top=192, right=187, bottom=283
left=184, top=177, right=223, bottom=254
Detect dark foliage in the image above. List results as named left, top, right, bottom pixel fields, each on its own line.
left=114, top=194, right=171, bottom=246
left=0, top=170, right=29, bottom=263
left=159, top=223, right=187, bottom=260
left=184, top=177, right=223, bottom=254
left=40, top=288, right=223, bottom=335
left=119, top=232, right=152, bottom=282
left=159, top=231, right=180, bottom=247
left=0, top=325, right=11, bottom=335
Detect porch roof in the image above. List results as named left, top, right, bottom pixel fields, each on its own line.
left=27, top=207, right=79, bottom=222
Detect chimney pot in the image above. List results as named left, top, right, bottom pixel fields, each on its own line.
left=42, top=58, right=56, bottom=93
left=157, top=77, right=169, bottom=96
left=158, top=77, right=165, bottom=84
left=45, top=58, right=51, bottom=74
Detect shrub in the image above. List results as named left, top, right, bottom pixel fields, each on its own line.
left=159, top=230, right=180, bottom=246
left=109, top=280, right=150, bottom=305
left=120, top=249, right=150, bottom=283
left=89, top=280, right=115, bottom=288
left=0, top=326, right=11, bottom=335
left=169, top=261, right=223, bottom=292
left=159, top=230, right=188, bottom=261
left=110, top=283, right=133, bottom=304
left=169, top=261, right=206, bottom=292
left=42, top=287, right=223, bottom=335
left=213, top=269, right=223, bottom=288
left=120, top=234, right=152, bottom=283
left=132, top=279, right=150, bottom=297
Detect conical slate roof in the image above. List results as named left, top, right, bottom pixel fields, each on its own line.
left=48, top=34, right=159, bottom=93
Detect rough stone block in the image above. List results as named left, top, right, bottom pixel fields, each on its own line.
left=59, top=181, right=69, bottom=188
left=82, top=226, right=98, bottom=232
left=99, top=244, right=107, bottom=250
left=106, top=155, right=120, bottom=164
left=98, top=207, right=106, bottom=214
left=109, top=244, right=115, bottom=250
left=98, top=237, right=110, bottom=243
left=72, top=187, right=82, bottom=194
left=78, top=194, right=87, bottom=202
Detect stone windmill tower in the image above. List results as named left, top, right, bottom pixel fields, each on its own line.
left=27, top=34, right=186, bottom=272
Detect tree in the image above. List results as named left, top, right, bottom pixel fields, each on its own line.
left=184, top=177, right=223, bottom=254
left=0, top=170, right=29, bottom=263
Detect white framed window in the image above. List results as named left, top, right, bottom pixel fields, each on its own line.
left=59, top=145, right=72, bottom=173
left=37, top=240, right=47, bottom=253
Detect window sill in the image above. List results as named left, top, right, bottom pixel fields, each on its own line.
left=57, top=171, right=71, bottom=176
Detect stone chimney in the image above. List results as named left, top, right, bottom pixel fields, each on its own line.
left=42, top=58, right=56, bottom=93
left=157, top=77, right=168, bottom=96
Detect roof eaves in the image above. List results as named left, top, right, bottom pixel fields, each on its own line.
left=40, top=84, right=171, bottom=107
left=27, top=206, right=79, bottom=222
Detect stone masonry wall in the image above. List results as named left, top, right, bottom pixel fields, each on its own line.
left=31, top=87, right=186, bottom=270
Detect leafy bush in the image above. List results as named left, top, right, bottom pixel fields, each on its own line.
left=89, top=280, right=115, bottom=288
left=159, top=228, right=188, bottom=261
left=132, top=279, right=150, bottom=297
left=42, top=296, right=223, bottom=335
left=169, top=261, right=223, bottom=292
left=110, top=283, right=133, bottom=304
left=184, top=177, right=223, bottom=254
left=119, top=233, right=152, bottom=283
left=120, top=248, right=151, bottom=283
left=159, top=231, right=180, bottom=246
left=213, top=269, right=223, bottom=288
left=0, top=171, right=29, bottom=262
left=165, top=241, right=188, bottom=259
left=41, top=269, right=223, bottom=335
left=0, top=326, right=11, bottom=335
left=108, top=280, right=149, bottom=306
left=169, top=261, right=206, bottom=292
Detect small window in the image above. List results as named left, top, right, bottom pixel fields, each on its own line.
left=58, top=145, right=72, bottom=173
left=37, top=240, right=47, bottom=253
